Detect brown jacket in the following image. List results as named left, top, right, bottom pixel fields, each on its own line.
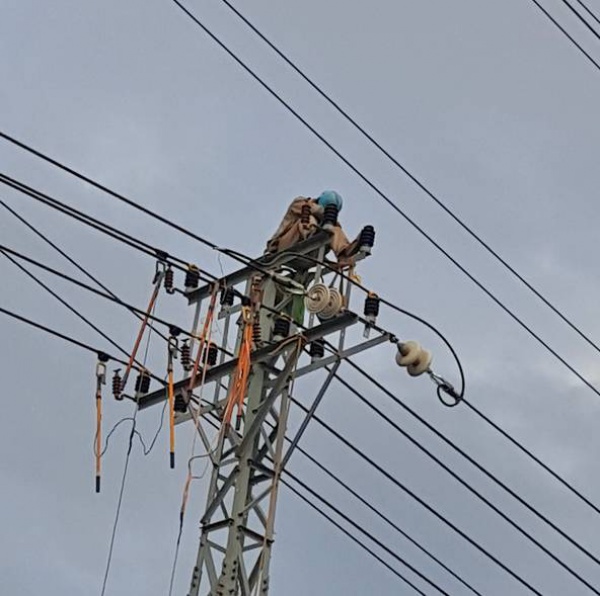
left=265, top=196, right=358, bottom=265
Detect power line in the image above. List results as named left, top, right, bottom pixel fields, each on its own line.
left=0, top=248, right=132, bottom=362
left=216, top=0, right=600, bottom=371
left=282, top=480, right=429, bottom=595
left=0, top=197, right=174, bottom=346
left=573, top=0, right=600, bottom=27
left=288, top=397, right=544, bottom=595
left=293, top=442, right=483, bottom=596
left=528, top=0, right=600, bottom=71
left=0, top=174, right=197, bottom=277
left=462, top=397, right=600, bottom=516
left=0, top=243, right=222, bottom=351
left=559, top=0, right=600, bottom=42
left=283, top=472, right=449, bottom=596
left=334, top=366, right=600, bottom=592
left=0, top=305, right=128, bottom=367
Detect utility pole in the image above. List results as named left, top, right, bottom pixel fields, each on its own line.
left=139, top=231, right=390, bottom=595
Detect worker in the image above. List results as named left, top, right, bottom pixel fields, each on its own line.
left=264, top=191, right=359, bottom=266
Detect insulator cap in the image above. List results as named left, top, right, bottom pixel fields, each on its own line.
left=112, top=370, right=123, bottom=400
left=300, top=203, right=311, bottom=225
left=253, top=321, right=262, bottom=346
left=322, top=204, right=339, bottom=229
left=181, top=341, right=192, bottom=371
left=97, top=351, right=110, bottom=363
left=359, top=225, right=376, bottom=252
left=204, top=342, right=218, bottom=367
left=273, top=316, right=291, bottom=339
left=185, top=266, right=200, bottom=290
left=174, top=394, right=187, bottom=413
left=309, top=339, right=325, bottom=360
left=164, top=266, right=175, bottom=294
left=135, top=371, right=151, bottom=394
left=220, top=286, right=235, bottom=307
left=364, top=294, right=380, bottom=318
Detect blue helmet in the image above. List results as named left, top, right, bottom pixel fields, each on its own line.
left=317, top=190, right=343, bottom=212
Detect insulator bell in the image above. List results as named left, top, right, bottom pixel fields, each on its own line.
left=322, top=204, right=339, bottom=231
left=174, top=394, right=187, bottom=413
left=309, top=339, right=325, bottom=361
left=112, top=369, right=123, bottom=401
left=181, top=340, right=192, bottom=372
left=185, top=265, right=200, bottom=290
left=220, top=286, right=235, bottom=307
left=204, top=342, right=218, bottom=367
left=300, top=203, right=311, bottom=225
left=253, top=320, right=262, bottom=346
left=135, top=371, right=151, bottom=394
left=364, top=293, right=380, bottom=322
left=164, top=266, right=175, bottom=294
left=359, top=225, right=376, bottom=255
left=273, top=316, right=291, bottom=341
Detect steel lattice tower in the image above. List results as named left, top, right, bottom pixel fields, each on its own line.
left=139, top=232, right=388, bottom=595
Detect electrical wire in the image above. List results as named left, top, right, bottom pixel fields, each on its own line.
left=462, top=397, right=600, bottom=516
left=95, top=399, right=167, bottom=458
left=528, top=0, right=600, bottom=71
left=573, top=0, right=600, bottom=27
left=0, top=243, right=231, bottom=356
left=283, top=472, right=448, bottom=596
left=0, top=174, right=201, bottom=278
left=100, top=291, right=158, bottom=596
left=216, top=0, right=600, bottom=373
left=0, top=305, right=136, bottom=368
left=288, top=396, right=544, bottom=596
left=1, top=248, right=135, bottom=362
left=333, top=367, right=600, bottom=592
left=283, top=480, right=429, bottom=595
left=0, top=197, right=174, bottom=349
left=558, top=0, right=600, bottom=42
left=279, top=433, right=483, bottom=594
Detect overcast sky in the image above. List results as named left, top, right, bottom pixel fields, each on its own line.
left=2, top=0, right=600, bottom=594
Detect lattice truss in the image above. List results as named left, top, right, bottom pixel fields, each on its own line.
left=139, top=233, right=388, bottom=596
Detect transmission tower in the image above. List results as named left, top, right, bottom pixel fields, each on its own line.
left=139, top=231, right=392, bottom=595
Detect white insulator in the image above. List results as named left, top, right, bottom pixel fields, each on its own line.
left=319, top=287, right=344, bottom=319
left=407, top=349, right=433, bottom=377
left=395, top=341, right=422, bottom=367
left=305, top=283, right=330, bottom=314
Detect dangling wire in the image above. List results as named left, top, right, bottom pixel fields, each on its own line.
left=100, top=271, right=162, bottom=596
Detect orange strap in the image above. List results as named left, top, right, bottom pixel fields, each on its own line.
left=122, top=279, right=162, bottom=388
left=223, top=309, right=254, bottom=427
left=187, top=286, right=219, bottom=393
